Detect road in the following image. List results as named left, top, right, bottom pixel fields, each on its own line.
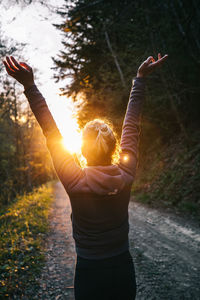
left=36, top=182, right=200, bottom=300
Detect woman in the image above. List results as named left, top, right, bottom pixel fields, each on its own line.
left=3, top=53, right=168, bottom=300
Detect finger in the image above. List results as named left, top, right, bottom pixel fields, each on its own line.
left=158, top=53, right=161, bottom=60
left=158, top=54, right=168, bottom=64
left=154, top=54, right=168, bottom=66
left=19, top=62, right=32, bottom=71
left=3, top=61, right=16, bottom=76
left=6, top=56, right=18, bottom=72
left=144, top=56, right=153, bottom=65
left=10, top=56, right=23, bottom=71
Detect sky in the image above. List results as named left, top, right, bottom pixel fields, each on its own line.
left=1, top=0, right=65, bottom=101
left=0, top=0, right=82, bottom=153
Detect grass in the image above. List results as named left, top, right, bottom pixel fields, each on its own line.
left=0, top=182, right=54, bottom=299
left=132, top=135, right=200, bottom=218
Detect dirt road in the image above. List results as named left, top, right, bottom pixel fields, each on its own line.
left=36, top=182, right=75, bottom=300
left=37, top=182, right=200, bottom=300
left=129, top=202, right=200, bottom=300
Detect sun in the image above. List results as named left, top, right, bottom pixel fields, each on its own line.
left=49, top=95, right=83, bottom=154
left=61, top=117, right=82, bottom=154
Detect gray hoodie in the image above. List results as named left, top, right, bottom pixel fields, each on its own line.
left=24, top=77, right=145, bottom=259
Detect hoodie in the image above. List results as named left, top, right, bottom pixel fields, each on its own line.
left=24, top=77, right=145, bottom=259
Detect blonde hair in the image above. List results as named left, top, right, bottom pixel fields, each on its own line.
left=82, top=119, right=117, bottom=164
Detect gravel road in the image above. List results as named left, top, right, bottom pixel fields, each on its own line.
left=36, top=182, right=200, bottom=300
left=129, top=202, right=200, bottom=300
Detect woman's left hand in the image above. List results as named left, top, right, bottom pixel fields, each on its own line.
left=137, top=53, right=168, bottom=78
left=3, top=56, right=35, bottom=90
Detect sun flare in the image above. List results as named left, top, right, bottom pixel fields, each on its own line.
left=61, top=119, right=82, bottom=154
left=49, top=95, right=82, bottom=154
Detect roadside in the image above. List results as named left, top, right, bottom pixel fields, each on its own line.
left=0, top=183, right=53, bottom=299
left=133, top=137, right=200, bottom=221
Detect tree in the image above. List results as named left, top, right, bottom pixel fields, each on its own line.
left=53, top=0, right=200, bottom=142
left=53, top=0, right=139, bottom=132
left=0, top=33, right=54, bottom=205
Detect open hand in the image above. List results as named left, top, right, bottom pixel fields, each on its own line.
left=137, top=53, right=168, bottom=78
left=3, top=56, right=35, bottom=90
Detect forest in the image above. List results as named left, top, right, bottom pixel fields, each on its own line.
left=0, top=47, right=54, bottom=206
left=54, top=0, right=200, bottom=214
left=0, top=0, right=200, bottom=298
left=0, top=0, right=200, bottom=208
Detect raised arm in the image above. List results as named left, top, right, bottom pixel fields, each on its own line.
left=119, top=54, right=168, bottom=177
left=3, top=56, right=82, bottom=190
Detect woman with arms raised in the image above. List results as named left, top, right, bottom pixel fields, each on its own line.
left=3, top=53, right=168, bottom=300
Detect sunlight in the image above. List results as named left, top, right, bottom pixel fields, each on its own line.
left=123, top=155, right=129, bottom=162
left=18, top=115, right=27, bottom=124
left=49, top=94, right=82, bottom=154
left=61, top=116, right=82, bottom=154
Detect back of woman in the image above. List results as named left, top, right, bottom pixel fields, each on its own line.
left=70, top=189, right=131, bottom=259
left=4, top=53, right=168, bottom=300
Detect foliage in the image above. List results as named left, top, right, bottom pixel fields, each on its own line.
left=0, top=183, right=54, bottom=299
left=53, top=0, right=200, bottom=214
left=0, top=84, right=54, bottom=205
left=54, top=0, right=200, bottom=136
left=0, top=33, right=55, bottom=205
left=132, top=133, right=200, bottom=218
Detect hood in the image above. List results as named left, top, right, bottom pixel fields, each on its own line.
left=84, top=164, right=125, bottom=195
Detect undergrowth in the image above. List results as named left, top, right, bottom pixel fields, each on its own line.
left=132, top=135, right=200, bottom=218
left=0, top=182, right=54, bottom=299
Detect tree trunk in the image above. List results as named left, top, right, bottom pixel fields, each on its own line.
left=104, top=30, right=126, bottom=88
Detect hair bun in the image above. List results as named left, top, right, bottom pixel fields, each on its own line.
left=101, top=124, right=107, bottom=131
left=99, top=124, right=111, bottom=136
left=82, top=119, right=116, bottom=157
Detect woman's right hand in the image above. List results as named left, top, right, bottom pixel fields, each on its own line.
left=3, top=56, right=35, bottom=90
left=137, top=53, right=168, bottom=78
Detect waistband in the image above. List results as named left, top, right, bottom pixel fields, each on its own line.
left=76, top=249, right=133, bottom=270
left=76, top=239, right=129, bottom=261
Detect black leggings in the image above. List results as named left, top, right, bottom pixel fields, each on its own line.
left=74, top=250, right=136, bottom=300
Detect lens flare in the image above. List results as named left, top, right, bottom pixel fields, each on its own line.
left=123, top=155, right=129, bottom=162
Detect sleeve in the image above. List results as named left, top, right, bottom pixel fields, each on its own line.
left=24, top=85, right=83, bottom=190
left=118, top=77, right=145, bottom=177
